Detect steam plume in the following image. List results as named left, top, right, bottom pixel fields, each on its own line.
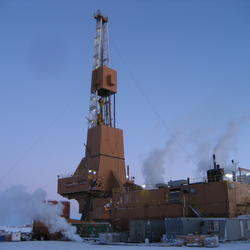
left=0, top=185, right=82, bottom=241
left=195, top=142, right=213, bottom=174
left=195, top=115, right=250, bottom=174
left=142, top=135, right=176, bottom=187
left=142, top=115, right=250, bottom=182
left=213, top=117, right=247, bottom=166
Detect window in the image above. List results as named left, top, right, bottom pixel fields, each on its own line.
left=207, top=221, right=219, bottom=232
left=168, top=190, right=181, bottom=203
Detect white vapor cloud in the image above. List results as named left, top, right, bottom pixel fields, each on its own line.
left=0, top=185, right=82, bottom=241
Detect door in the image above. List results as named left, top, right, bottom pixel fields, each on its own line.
left=240, top=220, right=244, bottom=238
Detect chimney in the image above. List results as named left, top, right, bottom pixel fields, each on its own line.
left=213, top=154, right=217, bottom=170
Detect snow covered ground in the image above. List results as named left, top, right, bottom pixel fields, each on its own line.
left=0, top=241, right=250, bottom=250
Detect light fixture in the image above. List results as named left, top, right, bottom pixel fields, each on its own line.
left=225, top=173, right=233, bottom=179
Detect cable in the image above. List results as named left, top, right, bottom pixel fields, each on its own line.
left=112, top=40, right=198, bottom=167
left=0, top=97, right=82, bottom=188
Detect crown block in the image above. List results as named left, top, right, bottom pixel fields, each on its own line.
left=91, top=66, right=117, bottom=96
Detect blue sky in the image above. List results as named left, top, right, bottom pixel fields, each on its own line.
left=0, top=0, right=250, bottom=218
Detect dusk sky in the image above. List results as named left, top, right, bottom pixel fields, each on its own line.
left=1, top=0, right=250, bottom=218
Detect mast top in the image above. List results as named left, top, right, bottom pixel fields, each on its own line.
left=94, top=10, right=108, bottom=23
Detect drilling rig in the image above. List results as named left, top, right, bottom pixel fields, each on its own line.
left=58, top=10, right=134, bottom=221
left=58, top=11, right=250, bottom=231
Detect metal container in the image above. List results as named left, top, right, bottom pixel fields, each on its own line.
left=202, top=218, right=250, bottom=241
left=129, top=219, right=165, bottom=243
left=11, top=232, right=21, bottom=242
left=165, top=217, right=202, bottom=238
left=165, top=217, right=250, bottom=241
left=0, top=235, right=5, bottom=242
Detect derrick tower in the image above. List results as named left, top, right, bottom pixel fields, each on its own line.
left=58, top=11, right=129, bottom=221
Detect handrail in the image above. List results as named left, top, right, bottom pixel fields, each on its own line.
left=113, top=199, right=169, bottom=208
left=112, top=186, right=144, bottom=193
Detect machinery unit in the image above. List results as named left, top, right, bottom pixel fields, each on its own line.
left=207, top=154, right=224, bottom=182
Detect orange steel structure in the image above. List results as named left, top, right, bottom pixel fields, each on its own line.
left=111, top=181, right=250, bottom=230
left=58, top=10, right=135, bottom=221
left=58, top=11, right=250, bottom=230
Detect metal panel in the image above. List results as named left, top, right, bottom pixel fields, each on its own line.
left=129, top=220, right=145, bottom=242
left=165, top=218, right=202, bottom=238
left=129, top=219, right=164, bottom=243
left=202, top=218, right=227, bottom=241
left=91, top=66, right=117, bottom=95
left=202, top=218, right=250, bottom=241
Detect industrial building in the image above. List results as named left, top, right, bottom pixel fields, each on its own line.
left=57, top=10, right=250, bottom=235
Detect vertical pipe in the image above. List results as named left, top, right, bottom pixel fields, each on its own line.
left=108, top=96, right=112, bottom=126
left=213, top=154, right=216, bottom=170
left=113, top=94, right=116, bottom=128
left=100, top=19, right=104, bottom=66
left=182, top=194, right=186, bottom=217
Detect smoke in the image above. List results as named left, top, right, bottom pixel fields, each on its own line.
left=213, top=118, right=246, bottom=167
left=142, top=115, right=250, bottom=183
left=194, top=142, right=212, bottom=174
left=0, top=185, right=82, bottom=241
left=195, top=115, right=250, bottom=174
left=142, top=135, right=176, bottom=188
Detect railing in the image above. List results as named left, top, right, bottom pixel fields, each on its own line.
left=237, top=175, right=250, bottom=184
left=58, top=176, right=88, bottom=194
left=113, top=199, right=170, bottom=208
left=57, top=173, right=74, bottom=179
left=112, top=185, right=144, bottom=193
left=57, top=173, right=105, bottom=195
left=188, top=177, right=207, bottom=184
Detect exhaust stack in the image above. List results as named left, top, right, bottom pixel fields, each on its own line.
left=207, top=154, right=224, bottom=182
